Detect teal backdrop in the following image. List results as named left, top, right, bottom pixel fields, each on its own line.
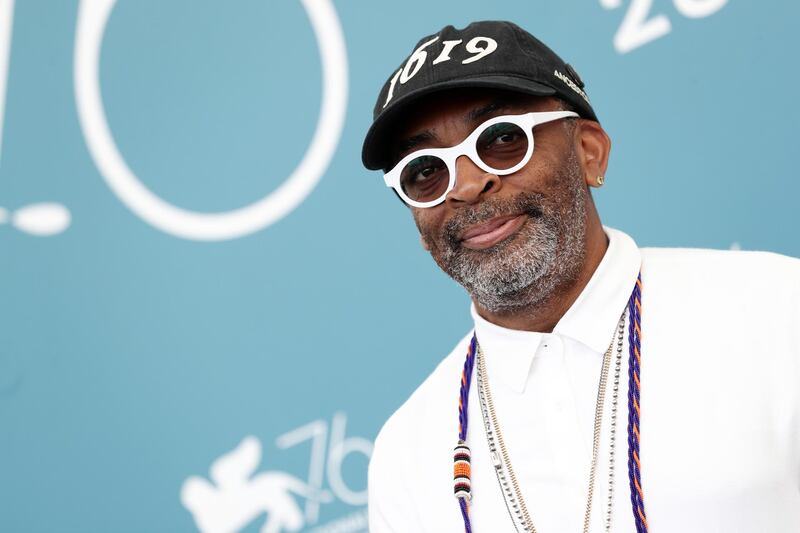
left=1, top=1, right=797, bottom=532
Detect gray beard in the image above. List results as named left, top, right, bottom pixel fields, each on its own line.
left=426, top=153, right=588, bottom=314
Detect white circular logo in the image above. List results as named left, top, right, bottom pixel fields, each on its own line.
left=74, top=0, right=348, bottom=241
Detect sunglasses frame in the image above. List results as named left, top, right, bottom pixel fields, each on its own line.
left=384, top=110, right=579, bottom=208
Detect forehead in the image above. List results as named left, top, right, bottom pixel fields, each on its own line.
left=390, top=89, right=558, bottom=155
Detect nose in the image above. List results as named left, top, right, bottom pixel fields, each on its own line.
left=445, top=155, right=502, bottom=206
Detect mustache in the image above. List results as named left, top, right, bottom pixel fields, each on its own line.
left=443, top=193, right=546, bottom=250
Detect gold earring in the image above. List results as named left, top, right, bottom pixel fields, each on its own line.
left=596, top=175, right=605, bottom=186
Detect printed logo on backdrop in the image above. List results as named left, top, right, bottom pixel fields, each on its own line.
left=72, top=0, right=348, bottom=241
left=181, top=413, right=371, bottom=533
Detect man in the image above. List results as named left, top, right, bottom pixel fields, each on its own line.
left=361, top=21, right=800, bottom=533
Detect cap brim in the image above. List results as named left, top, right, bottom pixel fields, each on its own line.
left=361, top=75, right=557, bottom=171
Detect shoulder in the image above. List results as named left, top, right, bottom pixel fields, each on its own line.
left=638, top=246, right=800, bottom=352
left=368, top=331, right=473, bottom=528
left=369, top=331, right=472, bottom=475
left=641, top=246, right=800, bottom=297
left=372, top=331, right=472, bottom=455
left=641, top=245, right=800, bottom=273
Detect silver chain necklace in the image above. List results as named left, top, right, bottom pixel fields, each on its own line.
left=475, top=311, right=627, bottom=533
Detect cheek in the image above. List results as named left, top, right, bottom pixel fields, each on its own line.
left=512, top=144, right=577, bottom=191
left=503, top=165, right=558, bottom=194
left=412, top=209, right=439, bottom=235
left=412, top=210, right=446, bottom=250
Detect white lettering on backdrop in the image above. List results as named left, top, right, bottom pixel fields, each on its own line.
left=74, top=0, right=348, bottom=241
left=600, top=0, right=728, bottom=54
left=0, top=0, right=71, bottom=236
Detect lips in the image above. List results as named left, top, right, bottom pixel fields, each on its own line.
left=459, top=214, right=527, bottom=250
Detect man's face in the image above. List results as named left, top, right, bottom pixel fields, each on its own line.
left=391, top=90, right=591, bottom=314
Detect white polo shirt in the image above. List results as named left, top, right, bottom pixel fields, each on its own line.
left=368, top=226, right=800, bottom=533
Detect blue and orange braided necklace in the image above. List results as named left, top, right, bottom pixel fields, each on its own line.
left=454, top=273, right=647, bottom=533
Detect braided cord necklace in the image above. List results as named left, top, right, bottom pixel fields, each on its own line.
left=454, top=273, right=647, bottom=533
left=627, top=274, right=647, bottom=532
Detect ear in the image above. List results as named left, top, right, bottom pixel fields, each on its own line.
left=575, top=120, right=611, bottom=188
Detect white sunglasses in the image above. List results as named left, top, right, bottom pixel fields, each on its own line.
left=384, top=110, right=578, bottom=208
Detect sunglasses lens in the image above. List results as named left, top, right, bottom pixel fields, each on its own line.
left=399, top=155, right=450, bottom=204
left=476, top=122, right=529, bottom=171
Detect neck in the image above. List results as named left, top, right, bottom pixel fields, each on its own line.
left=473, top=220, right=608, bottom=332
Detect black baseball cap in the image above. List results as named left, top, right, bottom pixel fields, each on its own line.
left=361, top=20, right=598, bottom=170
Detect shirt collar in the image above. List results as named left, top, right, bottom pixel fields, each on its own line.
left=470, top=226, right=642, bottom=393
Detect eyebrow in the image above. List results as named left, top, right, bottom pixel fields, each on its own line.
left=391, top=100, right=517, bottom=165
left=395, top=131, right=437, bottom=158
left=466, top=100, right=513, bottom=123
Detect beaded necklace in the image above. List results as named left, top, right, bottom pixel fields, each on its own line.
left=454, top=273, right=647, bottom=533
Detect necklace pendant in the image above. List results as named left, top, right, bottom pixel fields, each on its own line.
left=453, top=441, right=473, bottom=501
